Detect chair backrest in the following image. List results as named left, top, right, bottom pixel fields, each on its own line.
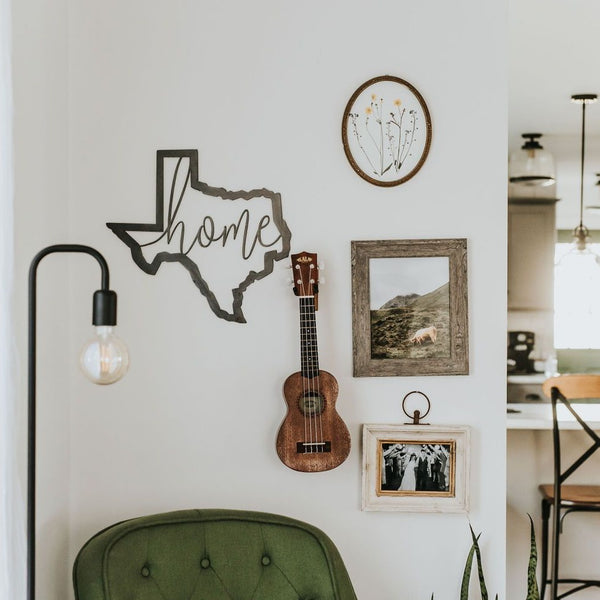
left=542, top=374, right=600, bottom=401
left=73, top=509, right=357, bottom=600
left=542, top=374, right=600, bottom=486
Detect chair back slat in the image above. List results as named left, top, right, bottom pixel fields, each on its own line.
left=561, top=441, right=600, bottom=483
left=543, top=374, right=600, bottom=400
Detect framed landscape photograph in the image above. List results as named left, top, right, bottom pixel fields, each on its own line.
left=362, top=424, right=470, bottom=512
left=351, top=238, right=468, bottom=377
left=341, top=75, right=432, bottom=187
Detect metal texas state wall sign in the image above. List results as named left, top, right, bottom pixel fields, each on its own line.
left=107, top=149, right=292, bottom=323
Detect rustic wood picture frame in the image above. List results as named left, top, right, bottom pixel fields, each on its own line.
left=351, top=238, right=469, bottom=377
left=362, top=424, right=470, bottom=513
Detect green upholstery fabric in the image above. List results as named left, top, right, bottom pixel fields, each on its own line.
left=73, top=509, right=357, bottom=600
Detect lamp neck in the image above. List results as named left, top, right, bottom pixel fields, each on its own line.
left=29, top=244, right=111, bottom=289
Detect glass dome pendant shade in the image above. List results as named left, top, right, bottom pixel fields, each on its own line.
left=509, top=133, right=556, bottom=186
left=79, top=289, right=129, bottom=384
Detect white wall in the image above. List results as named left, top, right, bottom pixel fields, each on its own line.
left=14, top=1, right=508, bottom=598
left=12, top=0, right=71, bottom=597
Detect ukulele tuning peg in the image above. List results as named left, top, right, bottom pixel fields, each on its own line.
left=318, top=260, right=325, bottom=271
left=318, top=275, right=326, bottom=286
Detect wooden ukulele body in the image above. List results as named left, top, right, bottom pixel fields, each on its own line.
left=276, top=370, right=351, bottom=472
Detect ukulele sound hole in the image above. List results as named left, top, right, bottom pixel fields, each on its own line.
left=298, top=392, right=324, bottom=416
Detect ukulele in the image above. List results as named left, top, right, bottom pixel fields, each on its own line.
left=276, top=251, right=351, bottom=472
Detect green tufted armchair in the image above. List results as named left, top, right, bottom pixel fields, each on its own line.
left=73, top=509, right=358, bottom=600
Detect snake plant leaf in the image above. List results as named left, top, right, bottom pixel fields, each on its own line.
left=460, top=536, right=478, bottom=600
left=526, top=514, right=540, bottom=600
left=470, top=525, right=489, bottom=600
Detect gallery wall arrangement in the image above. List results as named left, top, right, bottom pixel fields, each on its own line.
left=99, top=79, right=473, bottom=500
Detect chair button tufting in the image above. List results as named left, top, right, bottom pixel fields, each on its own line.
left=200, top=558, right=210, bottom=569
left=261, top=555, right=271, bottom=566
left=141, top=566, right=150, bottom=577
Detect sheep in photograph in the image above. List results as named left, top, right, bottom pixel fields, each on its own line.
left=409, top=325, right=437, bottom=344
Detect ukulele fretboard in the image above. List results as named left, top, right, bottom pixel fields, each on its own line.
left=299, top=296, right=319, bottom=378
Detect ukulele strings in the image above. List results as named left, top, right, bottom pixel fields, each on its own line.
left=308, top=264, right=324, bottom=452
left=298, top=263, right=323, bottom=454
left=298, top=268, right=313, bottom=452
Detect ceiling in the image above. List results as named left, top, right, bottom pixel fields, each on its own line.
left=510, top=0, right=600, bottom=228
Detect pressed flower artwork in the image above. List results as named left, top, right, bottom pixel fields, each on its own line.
left=342, top=76, right=432, bottom=186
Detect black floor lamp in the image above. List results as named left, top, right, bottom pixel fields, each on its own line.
left=28, top=244, right=129, bottom=600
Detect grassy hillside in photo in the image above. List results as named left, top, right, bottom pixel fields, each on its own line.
left=371, top=282, right=450, bottom=359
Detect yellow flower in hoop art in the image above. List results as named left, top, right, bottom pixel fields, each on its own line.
left=365, top=106, right=373, bottom=115
left=371, top=93, right=377, bottom=101
left=394, top=99, right=402, bottom=107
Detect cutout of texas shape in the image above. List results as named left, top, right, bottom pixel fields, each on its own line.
left=108, top=150, right=291, bottom=323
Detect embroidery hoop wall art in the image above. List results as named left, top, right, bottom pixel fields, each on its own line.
left=342, top=76, right=432, bottom=187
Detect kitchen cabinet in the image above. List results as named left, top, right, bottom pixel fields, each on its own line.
left=507, top=198, right=557, bottom=311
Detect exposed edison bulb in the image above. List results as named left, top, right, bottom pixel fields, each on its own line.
left=79, top=326, right=129, bottom=384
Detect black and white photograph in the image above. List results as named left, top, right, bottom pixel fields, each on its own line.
left=362, top=424, right=470, bottom=512
left=351, top=239, right=469, bottom=377
left=379, top=442, right=454, bottom=496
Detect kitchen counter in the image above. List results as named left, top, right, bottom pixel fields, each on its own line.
left=507, top=402, right=600, bottom=429
left=507, top=373, right=546, bottom=384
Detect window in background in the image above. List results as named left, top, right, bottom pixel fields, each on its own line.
left=555, top=242, right=600, bottom=349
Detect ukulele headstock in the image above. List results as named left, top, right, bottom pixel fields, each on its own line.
left=291, top=252, right=319, bottom=306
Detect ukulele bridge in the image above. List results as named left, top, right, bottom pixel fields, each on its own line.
left=296, top=441, right=331, bottom=454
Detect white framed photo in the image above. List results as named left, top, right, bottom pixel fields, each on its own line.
left=362, top=424, right=470, bottom=512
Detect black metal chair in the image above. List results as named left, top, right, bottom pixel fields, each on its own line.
left=539, top=375, right=600, bottom=600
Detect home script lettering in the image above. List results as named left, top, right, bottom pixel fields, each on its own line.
left=150, top=206, right=278, bottom=260
left=108, top=149, right=292, bottom=323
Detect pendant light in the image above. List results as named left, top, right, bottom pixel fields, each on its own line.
left=554, top=94, right=600, bottom=349
left=570, top=94, right=597, bottom=252
left=509, top=133, right=556, bottom=186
